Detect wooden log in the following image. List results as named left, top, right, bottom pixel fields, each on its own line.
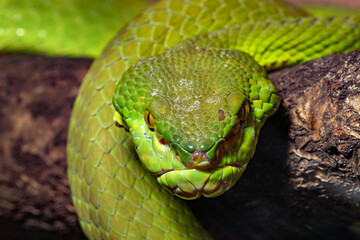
left=271, top=50, right=360, bottom=202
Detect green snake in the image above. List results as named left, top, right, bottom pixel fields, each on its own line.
left=3, top=0, right=360, bottom=239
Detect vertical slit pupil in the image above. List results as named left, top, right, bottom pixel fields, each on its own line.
left=145, top=109, right=155, bottom=130
left=238, top=102, right=249, bottom=120
left=147, top=113, right=152, bottom=126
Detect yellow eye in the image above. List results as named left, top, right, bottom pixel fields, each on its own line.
left=237, top=101, right=250, bottom=121
left=144, top=109, right=156, bottom=130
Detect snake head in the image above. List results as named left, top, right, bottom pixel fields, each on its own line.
left=113, top=46, right=279, bottom=199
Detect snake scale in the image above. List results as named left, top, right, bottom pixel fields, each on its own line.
left=3, top=0, right=360, bottom=239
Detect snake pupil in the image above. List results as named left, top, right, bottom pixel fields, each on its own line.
left=145, top=109, right=156, bottom=130
left=238, top=102, right=250, bottom=121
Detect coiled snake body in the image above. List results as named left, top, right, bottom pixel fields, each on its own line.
left=4, top=0, right=359, bottom=239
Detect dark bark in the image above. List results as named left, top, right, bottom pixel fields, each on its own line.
left=271, top=50, right=360, bottom=203
left=0, top=54, right=91, bottom=239
left=0, top=51, right=359, bottom=239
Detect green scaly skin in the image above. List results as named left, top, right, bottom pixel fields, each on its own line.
left=2, top=0, right=360, bottom=239
left=0, top=0, right=151, bottom=57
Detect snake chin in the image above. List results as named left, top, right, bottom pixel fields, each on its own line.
left=156, top=163, right=246, bottom=200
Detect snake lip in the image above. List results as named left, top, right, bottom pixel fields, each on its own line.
left=219, top=163, right=246, bottom=170
left=156, top=168, right=174, bottom=178
left=156, top=162, right=245, bottom=178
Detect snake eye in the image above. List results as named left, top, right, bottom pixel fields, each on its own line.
left=144, top=109, right=156, bottom=130
left=237, top=101, right=250, bottom=121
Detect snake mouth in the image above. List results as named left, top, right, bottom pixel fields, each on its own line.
left=156, top=162, right=245, bottom=177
